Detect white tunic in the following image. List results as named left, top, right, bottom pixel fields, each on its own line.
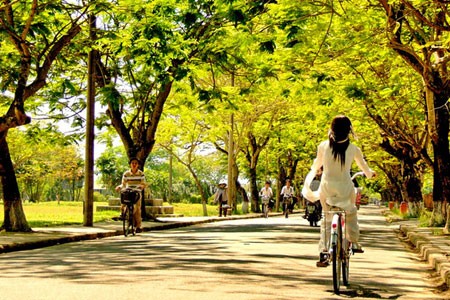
left=302, top=140, right=374, bottom=210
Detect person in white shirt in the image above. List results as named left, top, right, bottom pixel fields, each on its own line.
left=302, top=115, right=376, bottom=267
left=259, top=180, right=274, bottom=210
left=280, top=179, right=295, bottom=216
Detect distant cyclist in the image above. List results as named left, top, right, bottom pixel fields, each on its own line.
left=280, top=179, right=295, bottom=217
left=259, top=180, right=274, bottom=212
left=115, top=158, right=147, bottom=233
left=302, top=115, right=376, bottom=267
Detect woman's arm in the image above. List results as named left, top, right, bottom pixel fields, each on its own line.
left=301, top=143, right=324, bottom=202
left=354, top=146, right=375, bottom=179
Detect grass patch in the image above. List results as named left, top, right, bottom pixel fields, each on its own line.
left=432, top=228, right=444, bottom=235
left=0, top=201, right=117, bottom=228
left=169, top=202, right=217, bottom=216
left=418, top=209, right=446, bottom=227
left=0, top=201, right=246, bottom=227
left=168, top=202, right=246, bottom=216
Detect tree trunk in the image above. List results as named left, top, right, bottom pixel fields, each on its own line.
left=431, top=91, right=450, bottom=231
left=236, top=180, right=249, bottom=213
left=0, top=133, right=31, bottom=232
left=249, top=167, right=260, bottom=213
left=189, top=166, right=208, bottom=217
left=276, top=157, right=287, bottom=212
left=244, top=133, right=270, bottom=213
left=403, top=171, right=423, bottom=203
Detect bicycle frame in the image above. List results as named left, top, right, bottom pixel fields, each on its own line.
left=282, top=195, right=292, bottom=216
left=323, top=207, right=351, bottom=294
left=120, top=187, right=142, bottom=237
left=317, top=172, right=367, bottom=294
left=331, top=211, right=347, bottom=244
left=261, top=195, right=270, bottom=218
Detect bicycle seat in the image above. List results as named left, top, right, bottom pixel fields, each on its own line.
left=328, top=206, right=345, bottom=212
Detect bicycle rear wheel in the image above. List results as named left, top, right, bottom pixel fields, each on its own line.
left=332, top=215, right=343, bottom=294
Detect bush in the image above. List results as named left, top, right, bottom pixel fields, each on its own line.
left=189, top=195, right=202, bottom=204
left=93, top=191, right=107, bottom=202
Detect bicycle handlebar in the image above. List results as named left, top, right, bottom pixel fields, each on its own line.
left=121, top=187, right=142, bottom=191
left=351, top=171, right=365, bottom=180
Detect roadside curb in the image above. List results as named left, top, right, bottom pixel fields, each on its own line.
left=0, top=231, right=120, bottom=253
left=0, top=212, right=286, bottom=254
left=399, top=224, right=450, bottom=287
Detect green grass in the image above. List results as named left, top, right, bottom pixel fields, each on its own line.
left=169, top=202, right=232, bottom=217
left=0, top=201, right=239, bottom=227
left=0, top=201, right=118, bottom=228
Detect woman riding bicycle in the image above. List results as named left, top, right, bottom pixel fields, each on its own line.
left=260, top=180, right=274, bottom=213
left=302, top=115, right=376, bottom=267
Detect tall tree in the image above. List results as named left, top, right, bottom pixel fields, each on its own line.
left=157, top=100, right=213, bottom=216
left=94, top=0, right=275, bottom=168
left=376, top=0, right=450, bottom=227
left=0, top=1, right=86, bottom=231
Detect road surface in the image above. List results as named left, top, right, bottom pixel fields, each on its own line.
left=0, top=206, right=447, bottom=299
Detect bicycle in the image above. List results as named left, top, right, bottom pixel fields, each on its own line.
left=329, top=207, right=351, bottom=294
left=321, top=172, right=366, bottom=294
left=120, top=187, right=141, bottom=237
left=261, top=195, right=271, bottom=218
left=282, top=195, right=292, bottom=218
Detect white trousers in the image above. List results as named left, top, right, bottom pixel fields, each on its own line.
left=318, top=197, right=359, bottom=252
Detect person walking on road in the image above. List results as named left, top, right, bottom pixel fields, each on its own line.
left=214, top=181, right=229, bottom=217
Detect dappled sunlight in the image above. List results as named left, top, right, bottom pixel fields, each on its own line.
left=0, top=210, right=441, bottom=299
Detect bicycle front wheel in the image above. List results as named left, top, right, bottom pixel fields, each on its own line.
left=123, top=205, right=134, bottom=237
left=342, top=242, right=350, bottom=286
left=263, top=204, right=269, bottom=218
left=283, top=202, right=289, bottom=218
left=332, top=215, right=343, bottom=294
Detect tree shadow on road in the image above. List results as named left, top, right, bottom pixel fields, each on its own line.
left=0, top=213, right=438, bottom=299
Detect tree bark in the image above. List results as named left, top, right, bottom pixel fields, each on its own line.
left=188, top=166, right=208, bottom=217
left=0, top=132, right=31, bottom=232
left=248, top=167, right=260, bottom=213
left=244, top=132, right=270, bottom=213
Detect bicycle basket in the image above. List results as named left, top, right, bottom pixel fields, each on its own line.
left=307, top=204, right=316, bottom=213
left=261, top=196, right=270, bottom=204
left=283, top=196, right=292, bottom=203
left=120, top=189, right=140, bottom=205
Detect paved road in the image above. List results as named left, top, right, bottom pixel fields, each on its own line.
left=0, top=207, right=446, bottom=299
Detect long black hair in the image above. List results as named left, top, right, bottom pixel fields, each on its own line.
left=328, top=115, right=352, bottom=167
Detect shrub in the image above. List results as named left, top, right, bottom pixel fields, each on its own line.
left=93, top=191, right=107, bottom=202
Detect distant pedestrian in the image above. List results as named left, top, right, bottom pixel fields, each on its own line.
left=214, top=181, right=229, bottom=217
